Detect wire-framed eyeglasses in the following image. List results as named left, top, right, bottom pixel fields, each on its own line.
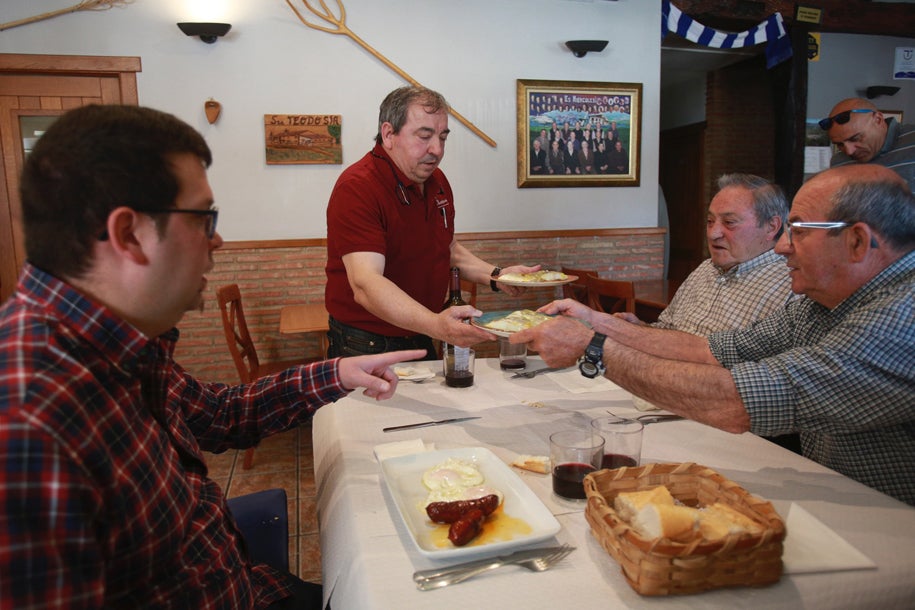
left=785, top=221, right=850, bottom=245
left=818, top=109, right=873, bottom=130
left=152, top=207, right=220, bottom=239
left=97, top=207, right=219, bottom=241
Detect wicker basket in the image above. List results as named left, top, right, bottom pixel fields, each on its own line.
left=584, top=462, right=785, bottom=596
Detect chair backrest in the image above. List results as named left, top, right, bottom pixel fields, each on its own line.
left=460, top=279, right=478, bottom=308
left=586, top=275, right=636, bottom=314
left=216, top=284, right=259, bottom=383
left=561, top=266, right=597, bottom=303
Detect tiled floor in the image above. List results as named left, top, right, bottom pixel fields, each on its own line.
left=202, top=422, right=321, bottom=584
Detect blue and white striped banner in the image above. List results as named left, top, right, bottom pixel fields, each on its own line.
left=661, top=0, right=793, bottom=69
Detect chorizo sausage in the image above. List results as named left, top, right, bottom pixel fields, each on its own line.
left=448, top=508, right=486, bottom=546
left=425, top=494, right=499, bottom=523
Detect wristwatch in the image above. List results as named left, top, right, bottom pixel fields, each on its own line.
left=579, top=332, right=607, bottom=378
left=490, top=267, right=502, bottom=292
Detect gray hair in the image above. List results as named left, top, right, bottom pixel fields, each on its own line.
left=829, top=180, right=915, bottom=250
left=375, top=86, right=450, bottom=145
left=716, top=173, right=789, bottom=236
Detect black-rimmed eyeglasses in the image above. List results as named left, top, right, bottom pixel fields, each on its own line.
left=97, top=207, right=219, bottom=241
left=818, top=109, right=873, bottom=130
left=784, top=221, right=850, bottom=245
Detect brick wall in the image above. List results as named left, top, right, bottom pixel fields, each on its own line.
left=175, top=228, right=665, bottom=383
left=705, top=55, right=777, bottom=200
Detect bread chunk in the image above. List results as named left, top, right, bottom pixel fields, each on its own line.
left=614, top=485, right=675, bottom=522
left=511, top=454, right=549, bottom=474
left=632, top=503, right=700, bottom=541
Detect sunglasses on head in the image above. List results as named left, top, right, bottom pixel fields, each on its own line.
left=818, top=109, right=874, bottom=130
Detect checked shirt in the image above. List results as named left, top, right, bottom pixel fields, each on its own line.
left=709, top=251, right=915, bottom=506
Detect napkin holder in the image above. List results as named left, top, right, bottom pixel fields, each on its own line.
left=584, top=462, right=785, bottom=596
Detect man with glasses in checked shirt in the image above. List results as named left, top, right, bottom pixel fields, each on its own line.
left=516, top=164, right=915, bottom=507
left=821, top=97, right=915, bottom=190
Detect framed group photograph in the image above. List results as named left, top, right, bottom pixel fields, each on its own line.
left=517, top=79, right=641, bottom=188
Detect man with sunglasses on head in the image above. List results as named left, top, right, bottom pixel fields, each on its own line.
left=325, top=86, right=537, bottom=359
left=0, top=104, right=427, bottom=609
left=821, top=97, right=915, bottom=190
left=514, top=164, right=915, bottom=506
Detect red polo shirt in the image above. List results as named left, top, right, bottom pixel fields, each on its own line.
left=325, top=144, right=455, bottom=336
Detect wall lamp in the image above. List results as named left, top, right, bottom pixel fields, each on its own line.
left=565, top=40, right=608, bottom=58
left=866, top=86, right=900, bottom=99
left=177, top=22, right=232, bottom=44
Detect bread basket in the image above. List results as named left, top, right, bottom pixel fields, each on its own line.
left=584, top=462, right=785, bottom=596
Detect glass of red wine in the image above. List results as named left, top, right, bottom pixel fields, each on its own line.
left=590, top=416, right=643, bottom=470
left=549, top=429, right=605, bottom=500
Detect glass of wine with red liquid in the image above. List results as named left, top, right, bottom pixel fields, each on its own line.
left=549, top=429, right=605, bottom=500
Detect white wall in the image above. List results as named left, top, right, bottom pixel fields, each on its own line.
left=0, top=0, right=661, bottom=241
left=807, top=33, right=915, bottom=121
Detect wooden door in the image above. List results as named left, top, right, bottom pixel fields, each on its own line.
left=659, top=122, right=706, bottom=284
left=0, top=54, right=140, bottom=301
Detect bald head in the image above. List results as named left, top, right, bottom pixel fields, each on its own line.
left=800, top=164, right=914, bottom=253
left=807, top=163, right=908, bottom=193
left=827, top=97, right=878, bottom=117
left=825, top=98, right=888, bottom=163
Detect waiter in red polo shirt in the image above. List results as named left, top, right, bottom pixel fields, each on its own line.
left=325, top=86, right=536, bottom=359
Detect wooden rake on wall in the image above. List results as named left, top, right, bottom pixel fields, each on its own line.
left=0, top=0, right=134, bottom=32
left=285, top=0, right=497, bottom=148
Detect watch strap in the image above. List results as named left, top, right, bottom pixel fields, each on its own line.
left=490, top=267, right=502, bottom=292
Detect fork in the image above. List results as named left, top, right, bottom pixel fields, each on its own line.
left=512, top=367, right=564, bottom=379
left=414, top=544, right=575, bottom=590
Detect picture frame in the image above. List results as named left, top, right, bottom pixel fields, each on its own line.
left=881, top=109, right=904, bottom=125
left=264, top=114, right=342, bottom=165
left=517, top=79, right=641, bottom=188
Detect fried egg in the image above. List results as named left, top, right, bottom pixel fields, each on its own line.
left=422, top=458, right=484, bottom=491
left=422, top=459, right=502, bottom=507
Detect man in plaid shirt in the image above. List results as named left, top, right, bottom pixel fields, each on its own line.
left=516, top=164, right=915, bottom=506
left=0, top=105, right=424, bottom=609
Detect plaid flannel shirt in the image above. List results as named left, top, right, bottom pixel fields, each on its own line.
left=0, top=264, right=347, bottom=609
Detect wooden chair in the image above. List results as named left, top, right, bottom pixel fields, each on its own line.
left=216, top=284, right=303, bottom=469
left=460, top=279, right=478, bottom=308
left=560, top=266, right=597, bottom=303
left=586, top=275, right=636, bottom=314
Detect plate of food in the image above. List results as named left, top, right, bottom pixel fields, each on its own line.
left=472, top=309, right=554, bottom=337
left=379, top=446, right=561, bottom=558
left=495, top=270, right=577, bottom=287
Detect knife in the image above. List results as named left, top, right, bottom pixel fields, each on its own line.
left=382, top=416, right=481, bottom=433
left=413, top=545, right=573, bottom=583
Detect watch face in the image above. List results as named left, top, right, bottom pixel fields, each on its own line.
left=579, top=360, right=599, bottom=378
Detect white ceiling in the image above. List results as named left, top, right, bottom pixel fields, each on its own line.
left=661, top=37, right=762, bottom=90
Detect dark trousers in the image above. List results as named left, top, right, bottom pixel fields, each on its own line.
left=327, top=316, right=436, bottom=360
left=266, top=574, right=325, bottom=610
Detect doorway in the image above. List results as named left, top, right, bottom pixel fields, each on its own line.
left=0, top=53, right=140, bottom=301
left=659, top=40, right=771, bottom=283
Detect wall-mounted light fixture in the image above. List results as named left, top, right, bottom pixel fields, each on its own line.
left=565, top=40, right=608, bottom=58
left=177, top=22, right=232, bottom=44
left=866, top=86, right=900, bottom=99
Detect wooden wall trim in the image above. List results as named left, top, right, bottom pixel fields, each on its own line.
left=0, top=54, right=141, bottom=74
left=220, top=227, right=666, bottom=250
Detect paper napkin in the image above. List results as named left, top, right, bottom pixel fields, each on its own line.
left=782, top=503, right=877, bottom=574
left=548, top=368, right=625, bottom=394
left=372, top=439, right=433, bottom=463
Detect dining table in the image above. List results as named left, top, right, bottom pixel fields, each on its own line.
left=311, top=357, right=915, bottom=609
left=278, top=302, right=329, bottom=356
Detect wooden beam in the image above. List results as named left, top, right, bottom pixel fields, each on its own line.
left=670, top=0, right=915, bottom=38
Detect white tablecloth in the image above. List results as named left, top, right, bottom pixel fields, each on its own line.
left=312, top=358, right=915, bottom=609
